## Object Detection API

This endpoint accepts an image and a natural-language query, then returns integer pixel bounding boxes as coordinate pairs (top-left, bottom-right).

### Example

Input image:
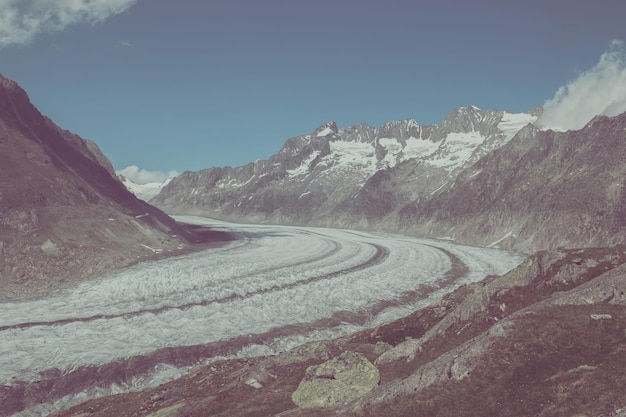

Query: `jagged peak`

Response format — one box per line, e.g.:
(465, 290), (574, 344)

(439, 105), (484, 131)
(381, 118), (420, 128)
(449, 105), (484, 116)
(0, 73), (19, 91)
(313, 121), (339, 137)
(0, 73), (30, 102)
(319, 121), (338, 130)
(406, 118), (420, 128)
(527, 107), (543, 118)
(444, 105), (512, 123)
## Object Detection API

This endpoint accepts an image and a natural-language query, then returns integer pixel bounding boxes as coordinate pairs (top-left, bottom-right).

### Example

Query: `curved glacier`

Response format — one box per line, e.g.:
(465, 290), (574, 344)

(0, 217), (524, 416)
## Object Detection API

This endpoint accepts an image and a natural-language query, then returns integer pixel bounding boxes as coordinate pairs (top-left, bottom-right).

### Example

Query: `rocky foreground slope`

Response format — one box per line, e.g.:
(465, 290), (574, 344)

(51, 244), (626, 417)
(0, 74), (224, 301)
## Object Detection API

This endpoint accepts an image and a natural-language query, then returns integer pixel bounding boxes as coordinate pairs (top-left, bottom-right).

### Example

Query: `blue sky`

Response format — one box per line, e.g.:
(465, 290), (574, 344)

(1, 0), (625, 182)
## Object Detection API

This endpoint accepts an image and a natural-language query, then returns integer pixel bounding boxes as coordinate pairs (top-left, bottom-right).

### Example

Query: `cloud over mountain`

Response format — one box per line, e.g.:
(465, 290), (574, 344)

(536, 40), (626, 131)
(0, 0), (137, 47)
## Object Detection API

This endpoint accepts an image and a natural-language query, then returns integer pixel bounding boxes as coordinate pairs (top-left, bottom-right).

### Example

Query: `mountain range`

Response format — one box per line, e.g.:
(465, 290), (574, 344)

(150, 104), (626, 252)
(152, 107), (536, 225)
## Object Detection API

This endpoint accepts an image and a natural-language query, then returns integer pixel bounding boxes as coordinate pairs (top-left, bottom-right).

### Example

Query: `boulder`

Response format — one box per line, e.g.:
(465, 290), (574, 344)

(291, 351), (379, 408)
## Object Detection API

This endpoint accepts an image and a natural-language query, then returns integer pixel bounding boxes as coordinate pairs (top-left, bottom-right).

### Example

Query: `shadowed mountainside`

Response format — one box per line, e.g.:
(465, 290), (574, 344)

(0, 74), (229, 301)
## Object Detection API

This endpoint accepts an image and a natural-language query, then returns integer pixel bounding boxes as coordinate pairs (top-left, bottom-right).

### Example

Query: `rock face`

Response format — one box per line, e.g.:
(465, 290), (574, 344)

(152, 107), (537, 228)
(291, 351), (380, 408)
(0, 74), (201, 301)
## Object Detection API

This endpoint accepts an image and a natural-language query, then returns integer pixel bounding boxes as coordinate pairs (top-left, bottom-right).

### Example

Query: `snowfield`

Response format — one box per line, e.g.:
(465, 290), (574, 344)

(1, 217), (525, 416)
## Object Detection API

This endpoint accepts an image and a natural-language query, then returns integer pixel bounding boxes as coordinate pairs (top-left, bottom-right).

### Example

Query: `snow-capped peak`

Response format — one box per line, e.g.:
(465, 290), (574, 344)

(315, 121), (339, 138)
(499, 111), (538, 142)
(116, 166), (181, 201)
(150, 107), (544, 229)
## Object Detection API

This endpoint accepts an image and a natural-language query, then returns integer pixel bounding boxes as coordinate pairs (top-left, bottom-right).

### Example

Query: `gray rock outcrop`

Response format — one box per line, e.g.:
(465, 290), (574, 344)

(291, 351), (380, 408)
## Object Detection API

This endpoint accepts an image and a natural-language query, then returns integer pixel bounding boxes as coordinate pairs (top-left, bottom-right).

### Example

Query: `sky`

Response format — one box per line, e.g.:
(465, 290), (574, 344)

(1, 0), (626, 183)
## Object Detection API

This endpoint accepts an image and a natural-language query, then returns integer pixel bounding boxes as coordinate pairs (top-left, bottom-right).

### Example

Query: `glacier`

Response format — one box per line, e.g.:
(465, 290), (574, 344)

(0, 217), (525, 416)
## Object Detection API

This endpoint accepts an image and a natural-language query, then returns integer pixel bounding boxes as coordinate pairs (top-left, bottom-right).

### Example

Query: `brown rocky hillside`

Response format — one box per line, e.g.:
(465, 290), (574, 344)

(0, 74), (226, 301)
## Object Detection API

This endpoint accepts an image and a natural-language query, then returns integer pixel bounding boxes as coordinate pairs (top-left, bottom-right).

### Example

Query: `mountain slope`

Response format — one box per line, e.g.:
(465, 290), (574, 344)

(0, 74), (208, 301)
(397, 112), (626, 251)
(151, 106), (537, 227)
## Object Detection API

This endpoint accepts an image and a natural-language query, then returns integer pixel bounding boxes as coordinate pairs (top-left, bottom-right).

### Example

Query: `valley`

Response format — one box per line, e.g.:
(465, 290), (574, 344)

(0, 217), (523, 416)
(1, 69), (626, 416)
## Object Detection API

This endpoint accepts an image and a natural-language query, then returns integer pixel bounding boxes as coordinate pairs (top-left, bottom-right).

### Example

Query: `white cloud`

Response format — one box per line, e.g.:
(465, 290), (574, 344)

(117, 165), (180, 185)
(535, 40), (626, 131)
(0, 0), (138, 47)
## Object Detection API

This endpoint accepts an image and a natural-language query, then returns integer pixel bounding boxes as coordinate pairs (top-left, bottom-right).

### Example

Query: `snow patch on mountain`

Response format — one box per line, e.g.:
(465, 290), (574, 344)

(151, 107), (539, 226)
(498, 112), (538, 142)
(402, 137), (439, 159)
(428, 131), (486, 168)
(329, 140), (377, 171)
(216, 175), (255, 189)
(317, 126), (336, 137)
(288, 151), (321, 177)
(119, 176), (172, 202)
(117, 166), (181, 202)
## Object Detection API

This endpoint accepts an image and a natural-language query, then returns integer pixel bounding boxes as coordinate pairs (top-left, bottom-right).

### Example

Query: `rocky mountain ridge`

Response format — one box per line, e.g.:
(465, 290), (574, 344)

(151, 106), (538, 229)
(397, 112), (626, 251)
(151, 107), (626, 253)
(0, 74), (216, 301)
